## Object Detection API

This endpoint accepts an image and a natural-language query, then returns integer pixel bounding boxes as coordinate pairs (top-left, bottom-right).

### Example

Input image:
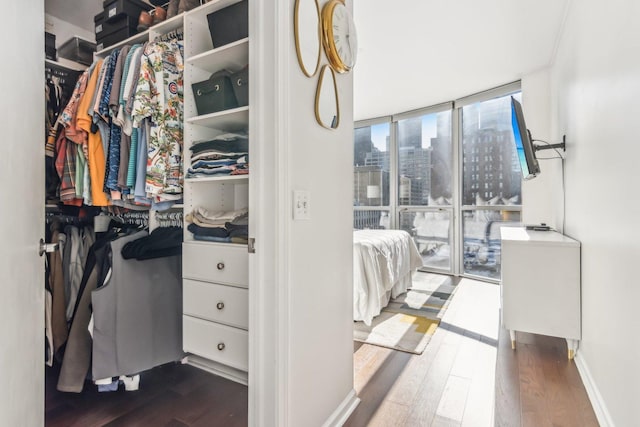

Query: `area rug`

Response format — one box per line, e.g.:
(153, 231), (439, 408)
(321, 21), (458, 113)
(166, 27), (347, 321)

(353, 272), (459, 354)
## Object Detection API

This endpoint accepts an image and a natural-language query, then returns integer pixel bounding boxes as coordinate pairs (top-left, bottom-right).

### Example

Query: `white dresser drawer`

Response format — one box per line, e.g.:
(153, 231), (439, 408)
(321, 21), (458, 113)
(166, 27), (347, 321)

(183, 242), (248, 287)
(183, 315), (248, 371)
(183, 279), (248, 329)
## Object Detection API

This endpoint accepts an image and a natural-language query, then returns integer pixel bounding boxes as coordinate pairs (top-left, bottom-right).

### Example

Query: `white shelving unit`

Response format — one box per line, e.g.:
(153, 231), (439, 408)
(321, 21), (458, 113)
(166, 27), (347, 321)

(181, 0), (250, 385)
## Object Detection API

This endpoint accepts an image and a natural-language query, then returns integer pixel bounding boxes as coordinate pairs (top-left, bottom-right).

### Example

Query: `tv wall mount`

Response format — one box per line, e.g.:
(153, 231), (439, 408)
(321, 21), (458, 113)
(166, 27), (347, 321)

(531, 133), (566, 153)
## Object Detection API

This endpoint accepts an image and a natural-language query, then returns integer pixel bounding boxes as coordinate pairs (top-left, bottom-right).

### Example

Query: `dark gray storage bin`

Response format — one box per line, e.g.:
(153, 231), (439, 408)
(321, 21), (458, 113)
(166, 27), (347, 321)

(58, 37), (96, 66)
(230, 66), (248, 107)
(207, 0), (249, 48)
(192, 70), (239, 116)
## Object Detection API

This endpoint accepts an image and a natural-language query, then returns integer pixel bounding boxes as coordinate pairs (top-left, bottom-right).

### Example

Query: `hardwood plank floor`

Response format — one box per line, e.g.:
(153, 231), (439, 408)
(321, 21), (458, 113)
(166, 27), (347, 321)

(346, 275), (600, 427)
(45, 362), (248, 427)
(46, 273), (598, 427)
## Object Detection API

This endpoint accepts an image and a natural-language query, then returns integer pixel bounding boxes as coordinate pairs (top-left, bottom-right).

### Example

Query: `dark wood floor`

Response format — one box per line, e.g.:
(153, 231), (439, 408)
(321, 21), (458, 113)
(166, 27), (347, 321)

(46, 277), (598, 427)
(45, 362), (248, 426)
(344, 277), (599, 427)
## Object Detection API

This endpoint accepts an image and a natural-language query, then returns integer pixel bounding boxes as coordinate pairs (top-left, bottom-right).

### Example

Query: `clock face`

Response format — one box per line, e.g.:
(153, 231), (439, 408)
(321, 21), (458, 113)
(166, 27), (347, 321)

(331, 3), (357, 71)
(321, 0), (357, 73)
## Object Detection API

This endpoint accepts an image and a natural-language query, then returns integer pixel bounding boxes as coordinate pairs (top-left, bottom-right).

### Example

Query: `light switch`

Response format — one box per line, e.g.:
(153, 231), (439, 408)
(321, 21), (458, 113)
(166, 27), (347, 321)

(293, 190), (311, 220)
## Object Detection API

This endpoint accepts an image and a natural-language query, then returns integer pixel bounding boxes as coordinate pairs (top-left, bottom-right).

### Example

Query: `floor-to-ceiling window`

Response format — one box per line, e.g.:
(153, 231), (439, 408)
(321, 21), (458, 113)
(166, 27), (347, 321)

(354, 82), (522, 281)
(395, 104), (453, 274)
(457, 85), (523, 280)
(353, 118), (392, 230)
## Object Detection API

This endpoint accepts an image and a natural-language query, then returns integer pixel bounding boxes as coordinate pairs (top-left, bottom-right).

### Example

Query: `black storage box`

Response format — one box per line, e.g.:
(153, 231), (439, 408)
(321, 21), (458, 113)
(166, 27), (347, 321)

(96, 26), (139, 51)
(103, 0), (150, 23)
(58, 37), (96, 65)
(45, 32), (56, 49)
(192, 70), (239, 116)
(93, 12), (138, 39)
(230, 66), (248, 107)
(45, 32), (56, 60)
(207, 0), (249, 48)
(96, 13), (137, 40)
(96, 18), (138, 46)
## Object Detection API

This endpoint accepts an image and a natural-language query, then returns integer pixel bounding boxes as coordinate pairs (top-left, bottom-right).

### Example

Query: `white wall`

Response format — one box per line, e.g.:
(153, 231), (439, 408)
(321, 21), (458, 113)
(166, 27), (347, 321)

(521, 69), (559, 227)
(45, 13), (95, 46)
(546, 0), (640, 424)
(286, 0), (356, 423)
(251, 1), (356, 425)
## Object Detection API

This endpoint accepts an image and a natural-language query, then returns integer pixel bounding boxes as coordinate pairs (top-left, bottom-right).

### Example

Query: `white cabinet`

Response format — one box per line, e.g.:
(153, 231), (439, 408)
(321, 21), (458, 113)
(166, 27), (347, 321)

(181, 0), (250, 384)
(500, 227), (581, 359)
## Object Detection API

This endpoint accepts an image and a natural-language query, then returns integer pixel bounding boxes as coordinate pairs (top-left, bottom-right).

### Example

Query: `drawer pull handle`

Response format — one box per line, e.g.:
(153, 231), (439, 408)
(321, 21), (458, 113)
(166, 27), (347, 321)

(217, 343), (226, 351)
(216, 302), (225, 310)
(217, 262), (225, 270)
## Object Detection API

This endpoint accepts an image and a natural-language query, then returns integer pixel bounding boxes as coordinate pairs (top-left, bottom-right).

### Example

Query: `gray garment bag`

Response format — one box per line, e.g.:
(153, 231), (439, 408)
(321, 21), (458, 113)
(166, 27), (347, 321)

(91, 230), (184, 380)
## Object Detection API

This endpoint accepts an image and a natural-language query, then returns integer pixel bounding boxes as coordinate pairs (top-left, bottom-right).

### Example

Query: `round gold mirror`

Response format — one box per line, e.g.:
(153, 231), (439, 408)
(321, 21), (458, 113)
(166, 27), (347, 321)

(294, 0), (321, 77)
(315, 65), (340, 129)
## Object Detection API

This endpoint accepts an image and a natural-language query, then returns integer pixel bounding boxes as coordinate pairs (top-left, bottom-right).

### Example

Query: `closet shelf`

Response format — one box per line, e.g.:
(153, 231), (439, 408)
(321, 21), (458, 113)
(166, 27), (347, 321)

(156, 203), (184, 210)
(186, 106), (249, 130)
(45, 58), (86, 71)
(182, 239), (248, 249)
(149, 12), (185, 37)
(185, 175), (249, 183)
(186, 38), (249, 71)
(96, 31), (149, 56)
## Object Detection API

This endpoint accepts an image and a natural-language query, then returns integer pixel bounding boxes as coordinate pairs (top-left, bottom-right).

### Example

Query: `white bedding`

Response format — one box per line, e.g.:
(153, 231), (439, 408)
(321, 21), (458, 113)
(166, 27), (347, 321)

(353, 230), (423, 325)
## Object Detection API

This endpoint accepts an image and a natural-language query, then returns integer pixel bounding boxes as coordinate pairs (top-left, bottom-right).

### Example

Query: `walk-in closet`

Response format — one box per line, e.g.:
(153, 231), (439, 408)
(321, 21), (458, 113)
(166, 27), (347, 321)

(43, 0), (250, 424)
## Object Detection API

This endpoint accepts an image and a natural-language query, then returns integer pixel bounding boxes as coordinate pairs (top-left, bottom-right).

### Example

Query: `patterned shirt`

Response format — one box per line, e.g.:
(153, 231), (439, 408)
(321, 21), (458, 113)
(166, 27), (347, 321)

(132, 40), (184, 197)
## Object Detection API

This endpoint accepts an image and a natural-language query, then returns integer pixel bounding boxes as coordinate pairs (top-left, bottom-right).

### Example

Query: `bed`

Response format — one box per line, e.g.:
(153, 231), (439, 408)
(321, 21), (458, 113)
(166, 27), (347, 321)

(353, 229), (423, 325)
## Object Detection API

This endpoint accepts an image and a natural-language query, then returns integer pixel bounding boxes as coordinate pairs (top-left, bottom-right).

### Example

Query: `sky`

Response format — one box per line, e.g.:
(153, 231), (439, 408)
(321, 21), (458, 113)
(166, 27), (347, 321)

(369, 114), (440, 152)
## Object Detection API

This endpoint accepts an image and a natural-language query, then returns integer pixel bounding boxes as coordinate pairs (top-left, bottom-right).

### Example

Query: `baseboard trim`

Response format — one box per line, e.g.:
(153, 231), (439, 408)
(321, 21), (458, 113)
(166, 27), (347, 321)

(574, 353), (614, 427)
(322, 389), (360, 427)
(185, 354), (248, 386)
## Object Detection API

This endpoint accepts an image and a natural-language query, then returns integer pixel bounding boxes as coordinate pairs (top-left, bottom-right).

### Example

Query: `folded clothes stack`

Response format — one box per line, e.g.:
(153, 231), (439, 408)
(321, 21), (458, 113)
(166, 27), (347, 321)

(186, 207), (249, 244)
(187, 132), (249, 178)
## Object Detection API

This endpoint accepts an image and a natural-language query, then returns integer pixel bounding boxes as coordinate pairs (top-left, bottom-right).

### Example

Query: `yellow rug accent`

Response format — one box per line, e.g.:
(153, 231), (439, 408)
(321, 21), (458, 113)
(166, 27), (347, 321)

(399, 314), (439, 335)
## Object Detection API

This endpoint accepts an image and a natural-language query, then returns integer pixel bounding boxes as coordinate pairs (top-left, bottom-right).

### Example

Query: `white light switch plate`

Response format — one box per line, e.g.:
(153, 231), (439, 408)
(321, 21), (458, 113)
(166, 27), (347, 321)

(293, 190), (311, 220)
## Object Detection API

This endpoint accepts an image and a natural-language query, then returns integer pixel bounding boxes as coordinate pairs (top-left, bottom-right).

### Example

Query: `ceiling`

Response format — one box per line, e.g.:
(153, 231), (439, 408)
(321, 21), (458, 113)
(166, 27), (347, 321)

(44, 0), (570, 121)
(352, 0), (569, 120)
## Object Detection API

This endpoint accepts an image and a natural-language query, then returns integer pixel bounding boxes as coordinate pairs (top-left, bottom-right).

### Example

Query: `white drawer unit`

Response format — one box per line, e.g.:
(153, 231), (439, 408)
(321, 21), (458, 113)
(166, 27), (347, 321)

(183, 315), (249, 372)
(183, 279), (249, 329)
(500, 227), (581, 359)
(183, 242), (248, 287)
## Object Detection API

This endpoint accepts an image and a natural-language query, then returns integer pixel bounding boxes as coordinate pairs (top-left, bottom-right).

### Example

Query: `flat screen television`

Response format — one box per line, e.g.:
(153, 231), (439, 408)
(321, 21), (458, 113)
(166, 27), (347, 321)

(510, 96), (540, 180)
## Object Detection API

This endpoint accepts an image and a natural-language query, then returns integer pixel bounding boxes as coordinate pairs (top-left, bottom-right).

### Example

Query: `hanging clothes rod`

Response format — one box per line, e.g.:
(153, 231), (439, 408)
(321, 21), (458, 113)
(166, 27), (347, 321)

(155, 211), (183, 228)
(156, 27), (184, 42)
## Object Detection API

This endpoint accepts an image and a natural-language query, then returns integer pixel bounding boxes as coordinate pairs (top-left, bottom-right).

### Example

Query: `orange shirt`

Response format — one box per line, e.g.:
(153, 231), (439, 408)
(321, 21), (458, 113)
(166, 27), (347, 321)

(75, 59), (110, 207)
